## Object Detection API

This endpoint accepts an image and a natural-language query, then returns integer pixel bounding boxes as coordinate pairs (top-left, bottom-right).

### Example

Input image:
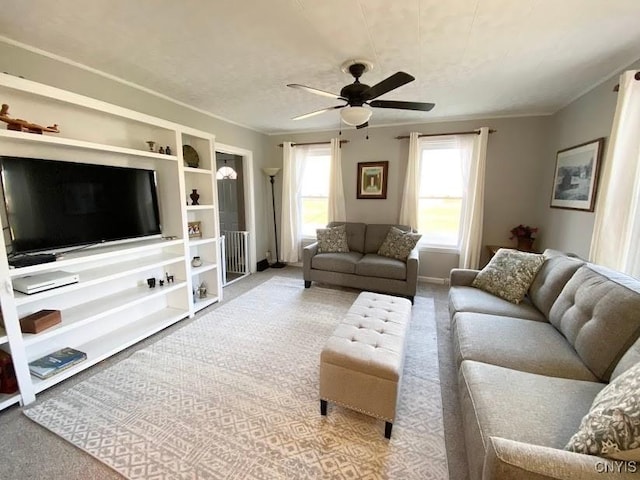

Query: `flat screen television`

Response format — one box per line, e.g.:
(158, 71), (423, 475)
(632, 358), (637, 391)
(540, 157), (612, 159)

(1, 156), (162, 255)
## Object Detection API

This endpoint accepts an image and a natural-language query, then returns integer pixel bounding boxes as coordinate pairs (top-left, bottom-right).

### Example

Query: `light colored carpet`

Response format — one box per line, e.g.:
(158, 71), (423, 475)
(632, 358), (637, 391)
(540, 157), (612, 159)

(24, 277), (448, 479)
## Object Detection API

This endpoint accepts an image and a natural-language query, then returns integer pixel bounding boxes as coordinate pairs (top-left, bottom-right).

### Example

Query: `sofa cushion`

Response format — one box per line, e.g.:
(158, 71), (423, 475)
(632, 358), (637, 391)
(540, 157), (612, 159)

(311, 251), (363, 274)
(316, 224), (349, 253)
(377, 226), (421, 261)
(328, 222), (366, 253)
(355, 253), (406, 280)
(364, 224), (411, 254)
(459, 360), (604, 480)
(565, 361), (640, 460)
(528, 250), (584, 318)
(448, 285), (546, 322)
(453, 312), (597, 381)
(549, 264), (640, 381)
(612, 336), (640, 380)
(471, 248), (545, 304)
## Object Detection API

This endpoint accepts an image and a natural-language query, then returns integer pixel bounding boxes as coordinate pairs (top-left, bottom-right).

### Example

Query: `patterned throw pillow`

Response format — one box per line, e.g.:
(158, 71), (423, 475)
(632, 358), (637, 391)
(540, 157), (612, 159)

(377, 227), (422, 261)
(565, 361), (640, 460)
(316, 225), (349, 253)
(471, 248), (545, 304)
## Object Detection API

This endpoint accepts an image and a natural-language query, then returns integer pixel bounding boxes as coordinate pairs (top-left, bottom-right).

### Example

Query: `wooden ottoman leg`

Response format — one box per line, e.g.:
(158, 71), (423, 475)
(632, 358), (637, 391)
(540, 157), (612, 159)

(385, 421), (393, 439)
(320, 399), (327, 416)
(305, 280), (311, 288)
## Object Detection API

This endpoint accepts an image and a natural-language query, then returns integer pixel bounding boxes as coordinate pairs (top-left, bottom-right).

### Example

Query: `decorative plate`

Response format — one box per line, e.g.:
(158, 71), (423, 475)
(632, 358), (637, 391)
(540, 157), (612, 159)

(183, 145), (200, 168)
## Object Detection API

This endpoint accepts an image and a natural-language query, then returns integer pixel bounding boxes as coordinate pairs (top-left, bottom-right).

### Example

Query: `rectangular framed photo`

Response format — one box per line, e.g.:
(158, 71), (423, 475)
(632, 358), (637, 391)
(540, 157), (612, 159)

(550, 138), (605, 211)
(187, 221), (202, 238)
(357, 161), (388, 199)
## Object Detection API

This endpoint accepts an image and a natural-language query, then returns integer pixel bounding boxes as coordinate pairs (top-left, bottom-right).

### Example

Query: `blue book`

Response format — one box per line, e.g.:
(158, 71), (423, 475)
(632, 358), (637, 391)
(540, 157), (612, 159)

(29, 347), (87, 379)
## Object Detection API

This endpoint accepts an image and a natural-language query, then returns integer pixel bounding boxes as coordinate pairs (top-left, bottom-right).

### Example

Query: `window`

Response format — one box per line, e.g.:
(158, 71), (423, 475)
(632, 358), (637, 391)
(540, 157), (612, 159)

(299, 146), (331, 237)
(418, 138), (464, 247)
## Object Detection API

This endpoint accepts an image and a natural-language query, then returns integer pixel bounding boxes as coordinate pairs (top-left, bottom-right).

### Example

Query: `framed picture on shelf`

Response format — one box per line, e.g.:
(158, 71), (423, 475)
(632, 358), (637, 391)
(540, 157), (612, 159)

(188, 221), (202, 238)
(550, 138), (605, 211)
(357, 161), (388, 199)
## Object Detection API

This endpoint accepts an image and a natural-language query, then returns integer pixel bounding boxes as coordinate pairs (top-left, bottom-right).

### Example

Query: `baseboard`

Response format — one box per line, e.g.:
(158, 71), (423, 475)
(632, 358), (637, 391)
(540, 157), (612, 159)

(418, 276), (449, 285)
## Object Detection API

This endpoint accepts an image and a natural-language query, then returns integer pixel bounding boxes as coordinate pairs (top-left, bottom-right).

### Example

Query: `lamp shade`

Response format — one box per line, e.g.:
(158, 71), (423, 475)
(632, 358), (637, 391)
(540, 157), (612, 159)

(262, 167), (281, 177)
(340, 106), (372, 126)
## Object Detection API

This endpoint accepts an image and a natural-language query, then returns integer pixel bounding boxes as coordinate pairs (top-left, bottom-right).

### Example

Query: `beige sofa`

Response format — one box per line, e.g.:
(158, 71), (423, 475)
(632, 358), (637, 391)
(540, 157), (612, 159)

(449, 249), (640, 480)
(303, 222), (419, 302)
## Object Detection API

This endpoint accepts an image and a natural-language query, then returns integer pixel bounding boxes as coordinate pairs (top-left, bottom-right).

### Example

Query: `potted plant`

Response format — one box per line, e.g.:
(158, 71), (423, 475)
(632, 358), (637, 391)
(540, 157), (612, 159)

(510, 224), (538, 251)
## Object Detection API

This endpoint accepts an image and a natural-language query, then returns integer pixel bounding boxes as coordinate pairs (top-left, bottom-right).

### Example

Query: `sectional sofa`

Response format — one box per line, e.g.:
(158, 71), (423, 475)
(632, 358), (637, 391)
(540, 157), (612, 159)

(449, 249), (640, 480)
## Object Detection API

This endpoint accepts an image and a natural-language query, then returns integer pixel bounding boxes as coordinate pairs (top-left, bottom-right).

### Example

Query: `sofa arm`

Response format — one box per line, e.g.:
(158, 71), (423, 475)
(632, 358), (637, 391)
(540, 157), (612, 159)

(450, 268), (480, 286)
(303, 242), (319, 280)
(484, 437), (638, 480)
(406, 247), (419, 292)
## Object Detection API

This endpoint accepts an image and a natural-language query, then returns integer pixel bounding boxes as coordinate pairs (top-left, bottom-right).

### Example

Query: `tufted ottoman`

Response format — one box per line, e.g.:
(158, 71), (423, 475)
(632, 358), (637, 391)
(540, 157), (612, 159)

(319, 291), (412, 438)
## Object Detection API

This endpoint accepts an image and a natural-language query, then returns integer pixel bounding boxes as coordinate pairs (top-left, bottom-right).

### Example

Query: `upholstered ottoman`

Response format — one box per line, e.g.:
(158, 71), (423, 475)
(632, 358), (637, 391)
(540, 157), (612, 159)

(320, 291), (412, 438)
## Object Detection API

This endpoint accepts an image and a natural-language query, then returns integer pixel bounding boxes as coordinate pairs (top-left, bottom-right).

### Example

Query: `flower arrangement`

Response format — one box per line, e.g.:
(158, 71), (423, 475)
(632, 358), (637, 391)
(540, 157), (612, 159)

(510, 224), (538, 240)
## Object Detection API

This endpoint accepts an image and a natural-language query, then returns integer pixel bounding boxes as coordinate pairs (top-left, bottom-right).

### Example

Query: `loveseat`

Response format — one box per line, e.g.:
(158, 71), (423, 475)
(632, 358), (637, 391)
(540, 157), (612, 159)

(448, 248), (640, 480)
(303, 222), (419, 302)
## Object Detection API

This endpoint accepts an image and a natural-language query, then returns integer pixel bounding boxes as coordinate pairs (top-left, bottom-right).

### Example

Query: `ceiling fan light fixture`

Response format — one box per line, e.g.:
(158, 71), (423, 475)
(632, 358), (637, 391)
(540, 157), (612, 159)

(340, 106), (372, 126)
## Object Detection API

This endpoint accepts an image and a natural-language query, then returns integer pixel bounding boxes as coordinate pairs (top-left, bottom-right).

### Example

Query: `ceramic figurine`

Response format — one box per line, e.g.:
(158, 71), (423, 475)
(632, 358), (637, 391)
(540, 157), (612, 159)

(159, 146), (165, 154)
(165, 146), (172, 155)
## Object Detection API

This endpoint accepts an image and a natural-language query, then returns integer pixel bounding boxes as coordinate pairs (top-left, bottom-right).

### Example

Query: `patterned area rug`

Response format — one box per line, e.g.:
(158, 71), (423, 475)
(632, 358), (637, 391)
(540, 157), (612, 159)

(24, 277), (448, 479)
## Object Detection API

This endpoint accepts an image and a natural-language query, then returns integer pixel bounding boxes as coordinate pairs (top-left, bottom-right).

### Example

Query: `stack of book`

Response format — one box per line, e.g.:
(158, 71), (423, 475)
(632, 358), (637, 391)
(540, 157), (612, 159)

(28, 347), (87, 379)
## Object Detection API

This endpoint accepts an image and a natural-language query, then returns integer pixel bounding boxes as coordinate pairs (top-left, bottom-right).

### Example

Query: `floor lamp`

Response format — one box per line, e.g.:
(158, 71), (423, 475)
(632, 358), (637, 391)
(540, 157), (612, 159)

(262, 167), (286, 268)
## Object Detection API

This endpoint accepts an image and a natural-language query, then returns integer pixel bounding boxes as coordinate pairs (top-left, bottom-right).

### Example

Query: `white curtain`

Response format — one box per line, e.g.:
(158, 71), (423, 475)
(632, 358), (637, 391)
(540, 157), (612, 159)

(280, 142), (306, 263)
(590, 70), (640, 277)
(328, 138), (346, 222)
(399, 132), (420, 229)
(458, 127), (489, 269)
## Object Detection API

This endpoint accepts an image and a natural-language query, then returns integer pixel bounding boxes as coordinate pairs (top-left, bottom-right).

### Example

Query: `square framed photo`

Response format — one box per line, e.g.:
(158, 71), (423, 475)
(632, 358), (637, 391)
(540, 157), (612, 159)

(550, 138), (605, 211)
(187, 221), (202, 238)
(357, 161), (388, 199)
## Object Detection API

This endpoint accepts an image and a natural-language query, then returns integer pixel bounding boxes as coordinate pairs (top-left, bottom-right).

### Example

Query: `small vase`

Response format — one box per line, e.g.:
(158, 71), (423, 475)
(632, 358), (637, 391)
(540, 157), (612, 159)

(189, 189), (200, 205)
(191, 256), (202, 267)
(517, 237), (534, 252)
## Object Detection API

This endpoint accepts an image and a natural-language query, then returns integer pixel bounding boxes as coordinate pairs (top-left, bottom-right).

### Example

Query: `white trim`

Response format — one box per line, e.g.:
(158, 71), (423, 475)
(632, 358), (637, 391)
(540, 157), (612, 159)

(419, 245), (459, 254)
(0, 35), (265, 134)
(215, 142), (257, 274)
(418, 276), (449, 285)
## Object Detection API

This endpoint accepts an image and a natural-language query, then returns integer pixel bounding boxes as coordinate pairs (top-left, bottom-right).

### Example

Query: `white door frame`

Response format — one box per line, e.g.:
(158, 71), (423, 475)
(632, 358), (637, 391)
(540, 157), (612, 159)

(215, 142), (257, 273)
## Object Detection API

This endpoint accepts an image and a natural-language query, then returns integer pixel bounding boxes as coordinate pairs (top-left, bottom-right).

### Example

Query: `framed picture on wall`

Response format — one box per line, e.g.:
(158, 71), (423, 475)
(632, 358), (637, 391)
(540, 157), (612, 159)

(357, 161), (388, 199)
(550, 138), (605, 211)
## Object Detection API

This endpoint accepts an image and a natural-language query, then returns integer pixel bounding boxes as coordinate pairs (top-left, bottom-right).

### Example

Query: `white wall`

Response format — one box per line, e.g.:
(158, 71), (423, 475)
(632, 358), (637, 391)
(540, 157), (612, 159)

(537, 59), (640, 259)
(269, 115), (551, 277)
(0, 41), (273, 266)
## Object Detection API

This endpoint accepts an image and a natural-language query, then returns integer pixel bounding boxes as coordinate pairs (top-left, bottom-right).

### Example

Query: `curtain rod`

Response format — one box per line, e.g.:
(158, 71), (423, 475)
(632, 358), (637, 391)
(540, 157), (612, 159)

(395, 128), (496, 140)
(613, 71), (640, 92)
(277, 140), (349, 147)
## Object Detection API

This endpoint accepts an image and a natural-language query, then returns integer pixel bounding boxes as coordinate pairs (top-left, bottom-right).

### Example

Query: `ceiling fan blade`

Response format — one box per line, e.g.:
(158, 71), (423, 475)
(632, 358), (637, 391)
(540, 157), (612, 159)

(292, 105), (344, 121)
(369, 100), (435, 111)
(287, 84), (345, 100)
(362, 72), (414, 100)
(356, 121), (369, 130)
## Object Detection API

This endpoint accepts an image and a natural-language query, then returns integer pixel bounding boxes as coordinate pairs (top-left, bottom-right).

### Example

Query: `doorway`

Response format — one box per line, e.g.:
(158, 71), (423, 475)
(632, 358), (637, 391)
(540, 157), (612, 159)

(215, 144), (256, 286)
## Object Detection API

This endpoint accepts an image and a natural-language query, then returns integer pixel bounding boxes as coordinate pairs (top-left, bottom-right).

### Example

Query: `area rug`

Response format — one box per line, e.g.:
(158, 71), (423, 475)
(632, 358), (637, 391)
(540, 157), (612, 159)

(24, 277), (448, 479)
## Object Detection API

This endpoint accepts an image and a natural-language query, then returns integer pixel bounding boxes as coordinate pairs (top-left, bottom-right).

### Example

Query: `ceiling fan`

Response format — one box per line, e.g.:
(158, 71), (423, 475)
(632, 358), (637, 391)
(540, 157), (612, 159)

(287, 59), (435, 129)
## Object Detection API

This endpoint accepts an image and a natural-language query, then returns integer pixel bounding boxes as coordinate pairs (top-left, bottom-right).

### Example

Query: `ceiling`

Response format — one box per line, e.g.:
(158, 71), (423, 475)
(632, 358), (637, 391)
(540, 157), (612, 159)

(1, 1), (639, 135)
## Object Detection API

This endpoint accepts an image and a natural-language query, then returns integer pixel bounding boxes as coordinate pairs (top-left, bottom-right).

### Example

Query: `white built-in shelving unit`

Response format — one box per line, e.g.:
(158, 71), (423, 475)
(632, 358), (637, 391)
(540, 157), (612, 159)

(0, 73), (222, 409)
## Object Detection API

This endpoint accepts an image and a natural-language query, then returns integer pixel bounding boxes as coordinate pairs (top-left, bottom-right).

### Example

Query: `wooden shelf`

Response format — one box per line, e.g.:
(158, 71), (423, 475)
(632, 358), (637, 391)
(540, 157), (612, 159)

(186, 204), (215, 211)
(193, 295), (219, 312)
(0, 391), (21, 410)
(22, 282), (186, 347)
(31, 306), (189, 393)
(9, 238), (184, 278)
(0, 129), (179, 162)
(14, 252), (184, 306)
(191, 262), (218, 276)
(188, 237), (217, 247)
(184, 166), (212, 175)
